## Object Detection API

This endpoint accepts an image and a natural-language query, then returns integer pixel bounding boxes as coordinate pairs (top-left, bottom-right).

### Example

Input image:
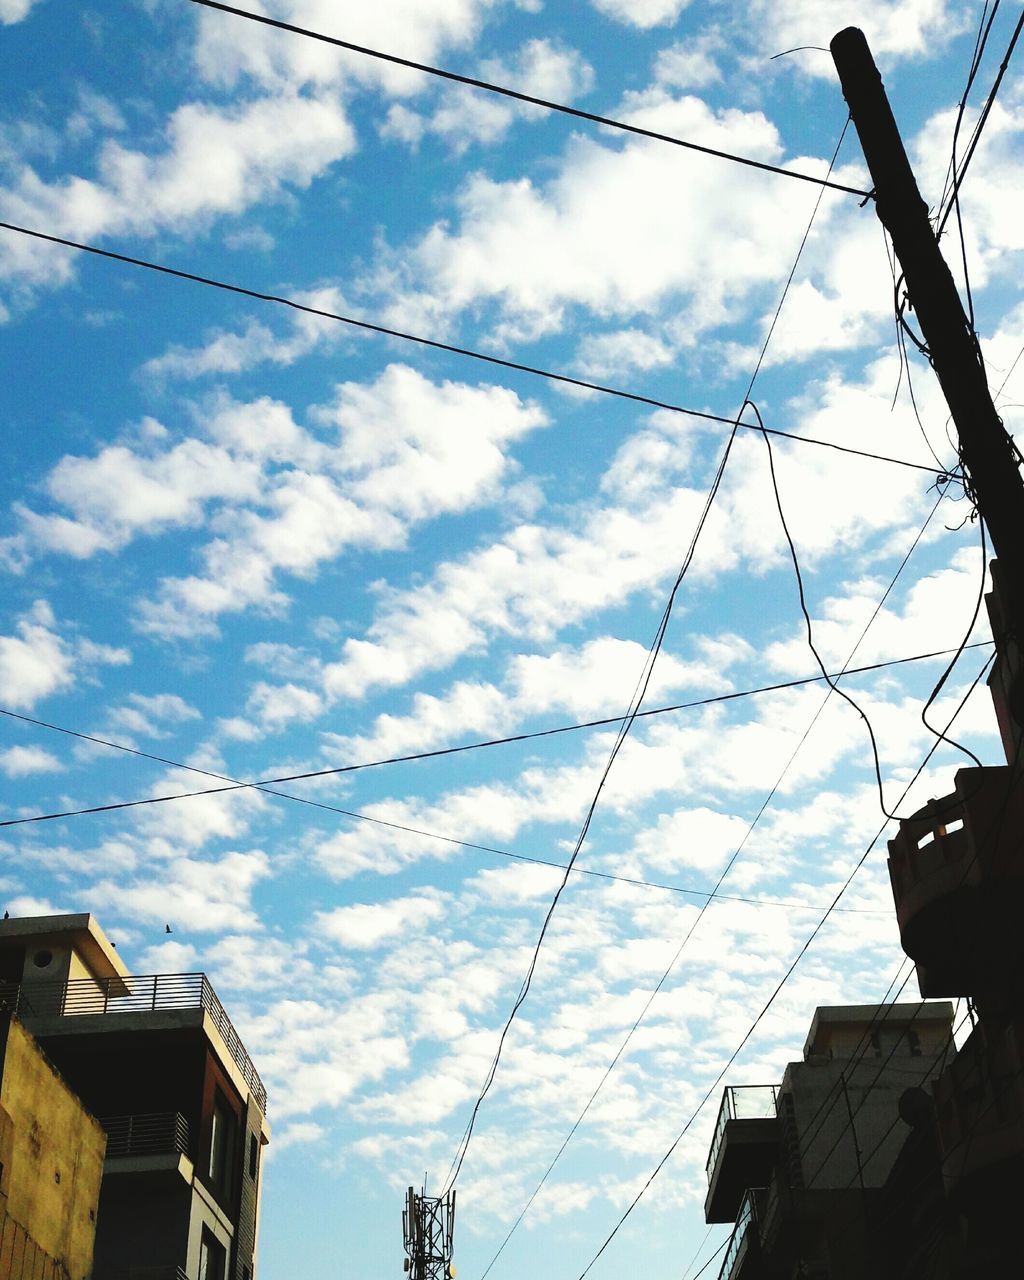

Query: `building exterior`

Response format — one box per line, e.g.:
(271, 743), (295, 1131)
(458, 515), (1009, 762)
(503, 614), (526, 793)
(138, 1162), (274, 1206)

(0, 1009), (106, 1279)
(704, 1002), (955, 1280)
(0, 914), (269, 1280)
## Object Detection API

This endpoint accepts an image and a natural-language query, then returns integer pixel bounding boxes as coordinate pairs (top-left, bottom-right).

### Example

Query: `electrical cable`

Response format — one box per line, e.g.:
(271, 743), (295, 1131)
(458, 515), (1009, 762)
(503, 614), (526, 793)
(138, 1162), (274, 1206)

(572, 651), (993, 1280)
(749, 399), (915, 822)
(187, 0), (871, 198)
(0, 641), (993, 831)
(936, 8), (1024, 240)
(0, 223), (940, 478)
(477, 466), (951, 1279)
(440, 119), (851, 1198)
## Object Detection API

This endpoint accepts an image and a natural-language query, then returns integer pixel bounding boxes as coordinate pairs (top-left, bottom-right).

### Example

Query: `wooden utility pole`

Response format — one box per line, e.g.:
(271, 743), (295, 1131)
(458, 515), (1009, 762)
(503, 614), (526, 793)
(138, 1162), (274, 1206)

(830, 26), (1024, 731)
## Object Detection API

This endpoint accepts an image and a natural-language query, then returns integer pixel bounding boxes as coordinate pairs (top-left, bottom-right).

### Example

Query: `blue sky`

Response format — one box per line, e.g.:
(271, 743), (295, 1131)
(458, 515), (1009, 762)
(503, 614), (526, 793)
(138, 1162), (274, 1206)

(1, 1), (1022, 1277)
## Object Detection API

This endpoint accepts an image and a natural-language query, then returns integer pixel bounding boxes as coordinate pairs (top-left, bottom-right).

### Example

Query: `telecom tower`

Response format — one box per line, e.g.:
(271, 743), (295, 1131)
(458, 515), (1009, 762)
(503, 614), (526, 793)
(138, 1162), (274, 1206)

(402, 1182), (456, 1280)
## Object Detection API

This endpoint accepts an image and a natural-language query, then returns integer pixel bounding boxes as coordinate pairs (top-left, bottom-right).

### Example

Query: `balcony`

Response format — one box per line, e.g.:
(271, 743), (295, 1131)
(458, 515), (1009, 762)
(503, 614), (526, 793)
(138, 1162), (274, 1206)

(718, 1188), (764, 1280)
(0, 972), (267, 1113)
(705, 1086), (779, 1224)
(94, 1268), (189, 1280)
(101, 1112), (191, 1159)
(933, 1021), (1024, 1203)
(886, 765), (1024, 995)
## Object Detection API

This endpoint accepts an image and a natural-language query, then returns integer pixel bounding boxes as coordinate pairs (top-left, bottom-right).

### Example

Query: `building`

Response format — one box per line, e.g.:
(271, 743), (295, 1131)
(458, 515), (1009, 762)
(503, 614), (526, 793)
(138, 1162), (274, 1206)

(704, 1002), (955, 1280)
(0, 914), (269, 1280)
(0, 1009), (106, 1279)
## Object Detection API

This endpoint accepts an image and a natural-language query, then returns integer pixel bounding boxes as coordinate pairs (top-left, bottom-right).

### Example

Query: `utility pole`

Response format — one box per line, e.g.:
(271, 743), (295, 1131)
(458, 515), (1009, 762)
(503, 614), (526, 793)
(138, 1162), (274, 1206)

(402, 1183), (456, 1280)
(830, 26), (1024, 739)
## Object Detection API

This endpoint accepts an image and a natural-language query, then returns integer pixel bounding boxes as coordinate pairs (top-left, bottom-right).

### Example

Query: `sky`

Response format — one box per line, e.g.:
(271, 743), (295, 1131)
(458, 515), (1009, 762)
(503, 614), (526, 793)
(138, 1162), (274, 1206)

(1, 1), (1022, 1277)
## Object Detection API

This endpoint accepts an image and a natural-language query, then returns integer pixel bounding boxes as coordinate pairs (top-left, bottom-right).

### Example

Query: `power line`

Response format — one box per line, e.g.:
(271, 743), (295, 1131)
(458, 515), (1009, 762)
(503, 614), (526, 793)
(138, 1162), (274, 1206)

(937, 6), (1024, 238)
(0, 641), (992, 831)
(0, 222), (940, 477)
(573, 652), (993, 1279)
(1, 701), (899, 916)
(188, 0), (871, 199)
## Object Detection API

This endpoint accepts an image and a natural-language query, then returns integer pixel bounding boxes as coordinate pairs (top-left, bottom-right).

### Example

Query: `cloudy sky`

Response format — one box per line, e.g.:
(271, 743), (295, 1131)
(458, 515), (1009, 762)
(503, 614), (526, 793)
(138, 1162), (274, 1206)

(1, 1), (1022, 1276)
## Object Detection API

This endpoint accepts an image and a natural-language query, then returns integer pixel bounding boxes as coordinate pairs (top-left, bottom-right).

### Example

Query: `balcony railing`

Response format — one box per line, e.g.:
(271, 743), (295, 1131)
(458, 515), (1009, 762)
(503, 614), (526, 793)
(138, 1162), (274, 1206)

(94, 1268), (189, 1280)
(706, 1086), (779, 1181)
(101, 1112), (190, 1159)
(0, 972), (267, 1113)
(718, 1188), (762, 1280)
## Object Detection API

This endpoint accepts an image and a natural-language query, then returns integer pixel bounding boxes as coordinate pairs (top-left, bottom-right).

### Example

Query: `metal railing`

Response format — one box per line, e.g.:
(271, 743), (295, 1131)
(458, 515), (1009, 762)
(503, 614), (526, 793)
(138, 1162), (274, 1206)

(101, 1112), (190, 1159)
(0, 972), (267, 1113)
(718, 1188), (762, 1280)
(94, 1267), (189, 1279)
(706, 1085), (779, 1180)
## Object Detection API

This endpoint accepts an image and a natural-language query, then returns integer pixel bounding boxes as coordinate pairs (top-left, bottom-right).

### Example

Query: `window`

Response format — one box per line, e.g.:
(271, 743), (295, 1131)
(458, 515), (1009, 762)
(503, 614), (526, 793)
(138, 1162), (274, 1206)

(249, 1132), (259, 1182)
(907, 1029), (922, 1057)
(208, 1097), (236, 1196)
(198, 1229), (226, 1280)
(869, 1031), (882, 1057)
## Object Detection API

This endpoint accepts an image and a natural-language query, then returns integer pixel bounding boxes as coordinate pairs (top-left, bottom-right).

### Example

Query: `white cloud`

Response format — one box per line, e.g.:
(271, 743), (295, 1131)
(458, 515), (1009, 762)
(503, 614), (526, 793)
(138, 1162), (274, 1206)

(387, 39), (594, 151)
(87, 850), (272, 933)
(106, 693), (201, 741)
(0, 600), (129, 710)
(142, 287), (350, 381)
(590, 0), (693, 29)
(0, 744), (63, 777)
(744, 1), (969, 75)
(375, 94), (843, 347)
(654, 36), (724, 89)
(0, 94), (356, 288)
(0, 0), (37, 25)
(316, 893), (449, 949)
(133, 367), (546, 638)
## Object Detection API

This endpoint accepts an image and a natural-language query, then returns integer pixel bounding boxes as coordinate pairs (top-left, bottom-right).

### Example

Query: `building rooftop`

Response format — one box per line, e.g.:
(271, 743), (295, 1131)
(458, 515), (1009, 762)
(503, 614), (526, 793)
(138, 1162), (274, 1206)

(0, 913), (128, 981)
(803, 1001), (955, 1059)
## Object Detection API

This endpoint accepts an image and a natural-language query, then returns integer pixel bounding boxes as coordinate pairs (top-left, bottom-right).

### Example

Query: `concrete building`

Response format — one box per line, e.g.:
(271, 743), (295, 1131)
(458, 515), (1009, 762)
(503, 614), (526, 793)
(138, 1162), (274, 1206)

(0, 1009), (106, 1279)
(704, 1002), (955, 1280)
(0, 914), (269, 1280)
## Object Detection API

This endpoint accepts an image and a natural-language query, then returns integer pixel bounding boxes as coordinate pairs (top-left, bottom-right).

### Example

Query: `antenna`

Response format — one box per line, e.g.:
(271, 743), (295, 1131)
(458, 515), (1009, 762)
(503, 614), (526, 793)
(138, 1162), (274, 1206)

(402, 1179), (456, 1280)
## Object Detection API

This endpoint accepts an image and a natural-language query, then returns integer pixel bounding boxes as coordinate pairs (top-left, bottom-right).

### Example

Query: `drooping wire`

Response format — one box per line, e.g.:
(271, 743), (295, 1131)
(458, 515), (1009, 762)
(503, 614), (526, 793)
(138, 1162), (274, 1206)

(186, 0), (871, 198)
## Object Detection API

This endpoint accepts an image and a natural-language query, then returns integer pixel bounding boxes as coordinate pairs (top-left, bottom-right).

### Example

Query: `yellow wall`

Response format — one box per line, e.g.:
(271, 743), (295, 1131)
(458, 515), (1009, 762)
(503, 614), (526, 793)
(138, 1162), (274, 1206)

(0, 1016), (105, 1280)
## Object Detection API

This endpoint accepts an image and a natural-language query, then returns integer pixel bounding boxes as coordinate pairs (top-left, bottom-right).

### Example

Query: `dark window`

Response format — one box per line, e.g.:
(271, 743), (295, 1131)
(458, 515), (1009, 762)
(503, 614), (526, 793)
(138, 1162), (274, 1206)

(249, 1132), (259, 1182)
(198, 1229), (226, 1280)
(32, 949), (53, 968)
(869, 1031), (882, 1057)
(208, 1096), (236, 1196)
(907, 1029), (922, 1057)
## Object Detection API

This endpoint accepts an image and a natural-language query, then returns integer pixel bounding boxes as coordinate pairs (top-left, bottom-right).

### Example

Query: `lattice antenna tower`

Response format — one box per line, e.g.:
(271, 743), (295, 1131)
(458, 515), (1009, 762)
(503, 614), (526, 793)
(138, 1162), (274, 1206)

(402, 1181), (456, 1280)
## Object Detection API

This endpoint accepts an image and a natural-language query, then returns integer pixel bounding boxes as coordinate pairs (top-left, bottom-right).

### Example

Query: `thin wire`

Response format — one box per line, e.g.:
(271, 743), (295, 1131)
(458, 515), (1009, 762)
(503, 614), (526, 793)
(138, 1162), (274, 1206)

(0, 641), (993, 831)
(478, 466), (948, 1279)
(0, 224), (939, 477)
(937, 8), (1024, 238)
(442, 119), (851, 1198)
(749, 399), (906, 822)
(187, 0), (870, 198)
(573, 653), (993, 1279)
